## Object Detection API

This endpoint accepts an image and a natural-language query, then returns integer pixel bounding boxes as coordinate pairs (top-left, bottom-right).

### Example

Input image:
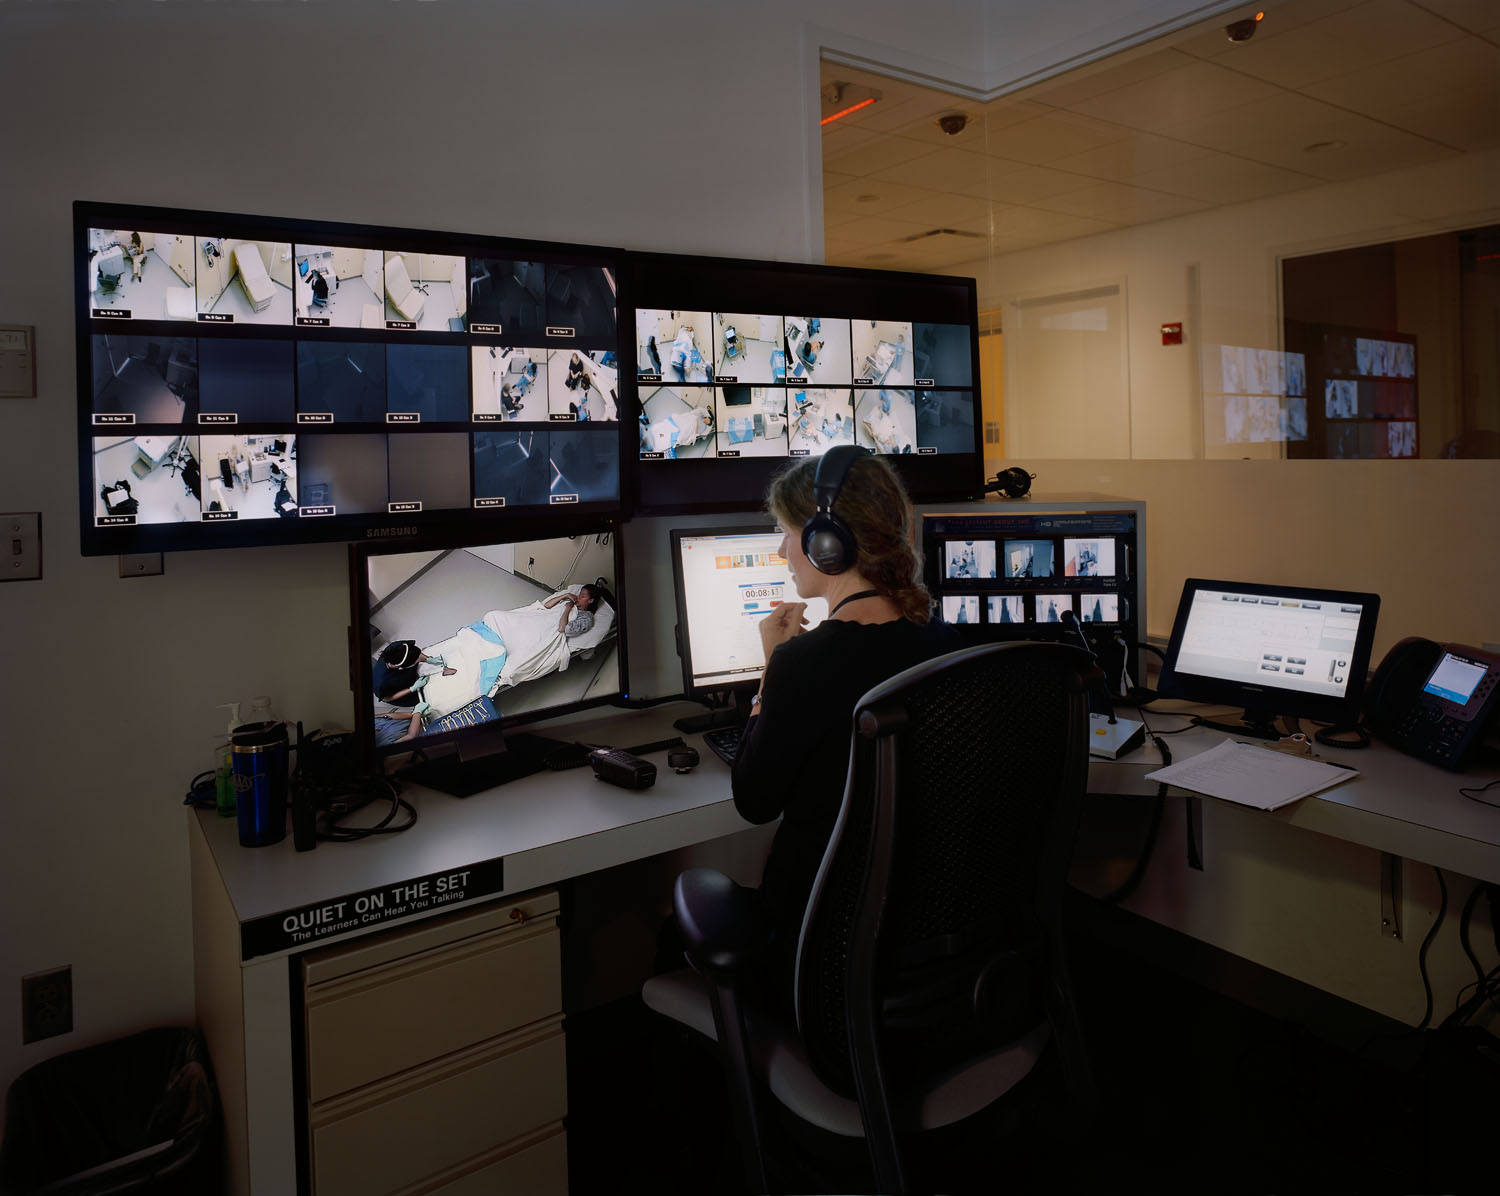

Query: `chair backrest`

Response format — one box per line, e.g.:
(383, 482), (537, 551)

(794, 640), (1093, 1099)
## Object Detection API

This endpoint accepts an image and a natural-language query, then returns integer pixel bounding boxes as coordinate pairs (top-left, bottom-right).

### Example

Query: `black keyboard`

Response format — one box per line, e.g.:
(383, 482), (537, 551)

(702, 724), (744, 765)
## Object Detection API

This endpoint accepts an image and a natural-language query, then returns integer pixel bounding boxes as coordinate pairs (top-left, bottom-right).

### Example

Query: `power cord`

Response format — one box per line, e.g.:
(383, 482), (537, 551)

(182, 770), (217, 809)
(1458, 778), (1500, 810)
(1098, 720), (1172, 905)
(293, 770), (417, 841)
(1357, 865), (1448, 1055)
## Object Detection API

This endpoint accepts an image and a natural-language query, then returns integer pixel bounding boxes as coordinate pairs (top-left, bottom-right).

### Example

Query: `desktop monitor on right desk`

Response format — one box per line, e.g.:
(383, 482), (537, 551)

(668, 523), (826, 734)
(1156, 578), (1380, 738)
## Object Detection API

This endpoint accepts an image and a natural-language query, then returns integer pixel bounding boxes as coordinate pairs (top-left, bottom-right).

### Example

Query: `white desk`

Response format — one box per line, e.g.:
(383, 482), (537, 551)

(190, 701), (1499, 1194)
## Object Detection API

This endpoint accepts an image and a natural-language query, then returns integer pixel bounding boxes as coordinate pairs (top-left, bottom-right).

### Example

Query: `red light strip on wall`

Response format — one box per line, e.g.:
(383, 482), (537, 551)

(820, 97), (877, 126)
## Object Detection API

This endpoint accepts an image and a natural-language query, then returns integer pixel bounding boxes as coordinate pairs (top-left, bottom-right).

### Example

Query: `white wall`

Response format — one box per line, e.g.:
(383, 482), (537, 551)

(0, 0), (1022, 1102)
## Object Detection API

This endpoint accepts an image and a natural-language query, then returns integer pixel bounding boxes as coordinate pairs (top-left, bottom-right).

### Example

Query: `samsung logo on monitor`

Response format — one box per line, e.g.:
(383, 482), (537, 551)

(365, 526), (419, 538)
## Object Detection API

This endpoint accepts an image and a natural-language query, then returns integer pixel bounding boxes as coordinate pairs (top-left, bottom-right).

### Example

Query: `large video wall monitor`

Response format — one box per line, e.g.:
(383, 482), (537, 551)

(76, 202), (624, 555)
(349, 521), (625, 793)
(918, 503), (1144, 696)
(627, 252), (984, 513)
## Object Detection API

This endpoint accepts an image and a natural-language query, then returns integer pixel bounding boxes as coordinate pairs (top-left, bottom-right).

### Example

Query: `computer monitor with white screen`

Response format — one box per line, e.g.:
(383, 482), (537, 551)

(668, 523), (826, 731)
(1157, 578), (1380, 738)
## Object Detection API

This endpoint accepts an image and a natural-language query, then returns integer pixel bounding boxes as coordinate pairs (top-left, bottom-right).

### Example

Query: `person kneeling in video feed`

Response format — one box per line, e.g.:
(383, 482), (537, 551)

(374, 640), (457, 718)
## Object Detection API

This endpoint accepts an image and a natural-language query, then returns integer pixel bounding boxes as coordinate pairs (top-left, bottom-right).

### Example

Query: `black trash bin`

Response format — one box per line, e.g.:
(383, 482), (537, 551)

(0, 1027), (219, 1196)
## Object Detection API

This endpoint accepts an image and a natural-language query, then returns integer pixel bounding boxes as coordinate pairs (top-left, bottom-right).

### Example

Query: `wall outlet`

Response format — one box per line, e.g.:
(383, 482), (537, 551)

(22, 966), (72, 1044)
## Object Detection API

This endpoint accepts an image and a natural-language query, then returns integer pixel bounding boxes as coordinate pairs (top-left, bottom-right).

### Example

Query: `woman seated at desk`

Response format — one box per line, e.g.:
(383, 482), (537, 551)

(727, 448), (954, 1009)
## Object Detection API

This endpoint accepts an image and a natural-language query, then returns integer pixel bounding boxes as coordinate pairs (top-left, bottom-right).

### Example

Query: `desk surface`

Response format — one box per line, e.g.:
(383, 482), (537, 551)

(196, 705), (748, 954)
(194, 701), (1500, 963)
(1089, 708), (1500, 882)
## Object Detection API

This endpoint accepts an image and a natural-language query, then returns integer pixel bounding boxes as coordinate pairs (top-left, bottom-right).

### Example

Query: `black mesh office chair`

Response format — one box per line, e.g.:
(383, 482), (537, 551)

(643, 641), (1097, 1194)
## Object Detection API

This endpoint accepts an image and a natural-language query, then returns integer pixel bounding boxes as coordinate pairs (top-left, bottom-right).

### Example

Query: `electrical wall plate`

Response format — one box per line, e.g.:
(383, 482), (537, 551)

(2, 512), (41, 581)
(119, 552), (163, 578)
(0, 324), (36, 398)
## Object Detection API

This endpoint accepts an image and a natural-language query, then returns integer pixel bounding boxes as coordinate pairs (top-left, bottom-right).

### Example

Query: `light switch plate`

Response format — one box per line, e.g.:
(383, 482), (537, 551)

(0, 324), (36, 398)
(2, 512), (40, 581)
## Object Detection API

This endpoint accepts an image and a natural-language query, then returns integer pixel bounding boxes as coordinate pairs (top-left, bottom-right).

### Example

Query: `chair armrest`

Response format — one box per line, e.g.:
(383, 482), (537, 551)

(674, 867), (771, 973)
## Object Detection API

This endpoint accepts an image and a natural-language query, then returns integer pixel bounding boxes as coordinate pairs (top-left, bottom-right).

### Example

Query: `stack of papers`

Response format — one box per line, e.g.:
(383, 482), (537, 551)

(1144, 740), (1358, 810)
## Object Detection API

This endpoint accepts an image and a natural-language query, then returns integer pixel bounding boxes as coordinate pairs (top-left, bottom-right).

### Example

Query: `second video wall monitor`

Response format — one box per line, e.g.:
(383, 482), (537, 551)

(626, 253), (984, 513)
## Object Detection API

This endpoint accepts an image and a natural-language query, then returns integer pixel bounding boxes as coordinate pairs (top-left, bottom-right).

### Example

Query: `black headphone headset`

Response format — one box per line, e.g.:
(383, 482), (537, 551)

(801, 445), (870, 575)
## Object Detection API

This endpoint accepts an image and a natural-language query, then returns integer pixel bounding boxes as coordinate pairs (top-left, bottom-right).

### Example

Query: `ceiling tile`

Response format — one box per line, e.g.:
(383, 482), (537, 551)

(1020, 49), (1195, 107)
(825, 135), (936, 178)
(1301, 38), (1500, 150)
(1413, 0), (1500, 34)
(1202, 21), (1384, 88)
(1131, 152), (1322, 203)
(1033, 181), (1212, 224)
(823, 177), (937, 220)
(826, 214), (934, 247)
(846, 94), (954, 135)
(991, 207), (1119, 242)
(986, 164), (1096, 205)
(868, 147), (995, 194)
(1069, 59), (1282, 134)
(979, 97), (1057, 130)
(1046, 133), (1215, 186)
(820, 124), (880, 160)
(1172, 0), (1369, 60)
(977, 112), (1127, 165)
(1302, 0), (1466, 64)
(879, 189), (995, 228)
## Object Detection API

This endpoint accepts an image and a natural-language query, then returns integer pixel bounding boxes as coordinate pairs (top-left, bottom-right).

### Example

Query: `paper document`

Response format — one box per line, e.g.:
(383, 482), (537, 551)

(1144, 740), (1357, 810)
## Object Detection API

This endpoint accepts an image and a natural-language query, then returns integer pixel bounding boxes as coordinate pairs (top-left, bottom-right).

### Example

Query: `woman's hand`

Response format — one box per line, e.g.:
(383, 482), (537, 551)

(759, 601), (808, 659)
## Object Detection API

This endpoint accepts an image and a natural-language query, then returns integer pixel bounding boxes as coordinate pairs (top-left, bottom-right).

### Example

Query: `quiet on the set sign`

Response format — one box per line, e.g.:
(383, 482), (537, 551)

(281, 871), (472, 940)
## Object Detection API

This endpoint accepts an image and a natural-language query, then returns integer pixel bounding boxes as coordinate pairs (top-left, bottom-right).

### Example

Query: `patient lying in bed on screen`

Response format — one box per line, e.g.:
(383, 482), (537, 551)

(377, 585), (607, 726)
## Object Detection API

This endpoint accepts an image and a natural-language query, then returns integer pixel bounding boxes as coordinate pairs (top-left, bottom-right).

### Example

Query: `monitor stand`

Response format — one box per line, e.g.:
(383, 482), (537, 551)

(398, 731), (572, 798)
(672, 690), (753, 735)
(1191, 707), (1282, 741)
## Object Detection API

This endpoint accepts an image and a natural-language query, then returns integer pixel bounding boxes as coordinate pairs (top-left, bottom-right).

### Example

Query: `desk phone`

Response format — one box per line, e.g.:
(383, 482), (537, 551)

(1365, 638), (1500, 771)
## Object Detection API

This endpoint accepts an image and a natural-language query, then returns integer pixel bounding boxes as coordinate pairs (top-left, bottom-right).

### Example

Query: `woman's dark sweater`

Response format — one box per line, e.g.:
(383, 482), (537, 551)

(731, 617), (955, 993)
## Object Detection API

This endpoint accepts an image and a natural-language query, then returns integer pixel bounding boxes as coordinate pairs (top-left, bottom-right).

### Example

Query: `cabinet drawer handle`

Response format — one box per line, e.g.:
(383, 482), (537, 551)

(509, 907), (528, 925)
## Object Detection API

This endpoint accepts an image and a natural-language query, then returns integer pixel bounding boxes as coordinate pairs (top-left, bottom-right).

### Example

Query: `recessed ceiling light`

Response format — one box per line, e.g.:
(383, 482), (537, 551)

(1303, 139), (1348, 153)
(856, 194), (881, 203)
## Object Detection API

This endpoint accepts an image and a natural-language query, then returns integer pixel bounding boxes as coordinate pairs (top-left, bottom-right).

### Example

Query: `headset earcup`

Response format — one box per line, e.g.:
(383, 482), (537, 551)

(804, 519), (852, 574)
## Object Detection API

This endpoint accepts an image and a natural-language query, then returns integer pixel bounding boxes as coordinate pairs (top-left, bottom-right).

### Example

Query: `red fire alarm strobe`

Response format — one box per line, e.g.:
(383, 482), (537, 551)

(1161, 323), (1183, 345)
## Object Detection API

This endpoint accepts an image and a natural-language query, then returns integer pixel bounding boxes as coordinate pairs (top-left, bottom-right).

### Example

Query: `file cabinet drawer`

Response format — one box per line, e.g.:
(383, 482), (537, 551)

(310, 1022), (566, 1196)
(303, 893), (560, 1102)
(426, 1124), (567, 1196)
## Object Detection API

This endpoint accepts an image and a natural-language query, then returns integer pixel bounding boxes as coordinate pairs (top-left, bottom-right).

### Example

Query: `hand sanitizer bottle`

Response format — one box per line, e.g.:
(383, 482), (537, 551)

(214, 702), (242, 817)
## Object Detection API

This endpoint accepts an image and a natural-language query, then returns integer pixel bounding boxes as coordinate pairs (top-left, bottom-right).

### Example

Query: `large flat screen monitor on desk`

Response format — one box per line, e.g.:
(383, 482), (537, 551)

(350, 522), (625, 793)
(1156, 578), (1380, 738)
(668, 523), (826, 731)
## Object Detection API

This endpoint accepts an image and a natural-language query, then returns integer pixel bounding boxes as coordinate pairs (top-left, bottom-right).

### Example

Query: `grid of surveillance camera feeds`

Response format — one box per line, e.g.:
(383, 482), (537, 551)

(634, 310), (975, 462)
(81, 216), (619, 546)
(921, 510), (1139, 636)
